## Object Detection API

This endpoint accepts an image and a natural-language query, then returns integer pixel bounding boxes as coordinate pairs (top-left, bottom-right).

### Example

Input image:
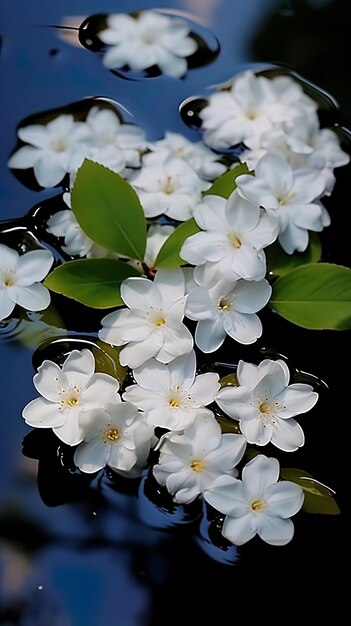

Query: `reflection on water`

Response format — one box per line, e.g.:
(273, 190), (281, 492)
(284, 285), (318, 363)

(0, 0), (350, 623)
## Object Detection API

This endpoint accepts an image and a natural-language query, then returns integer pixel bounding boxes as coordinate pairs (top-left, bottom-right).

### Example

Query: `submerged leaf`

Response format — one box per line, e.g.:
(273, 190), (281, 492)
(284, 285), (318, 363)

(281, 468), (340, 515)
(219, 372), (239, 388)
(92, 340), (127, 385)
(215, 416), (241, 434)
(71, 160), (147, 260)
(266, 233), (321, 277)
(203, 162), (251, 199)
(269, 263), (351, 329)
(44, 258), (140, 308)
(154, 218), (200, 267)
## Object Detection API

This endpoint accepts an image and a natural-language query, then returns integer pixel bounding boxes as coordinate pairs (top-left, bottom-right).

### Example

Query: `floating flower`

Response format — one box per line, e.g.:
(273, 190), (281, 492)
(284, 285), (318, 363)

(185, 273), (272, 352)
(180, 191), (278, 281)
(98, 10), (198, 78)
(130, 157), (210, 220)
(143, 131), (227, 180)
(74, 401), (155, 475)
(204, 455), (304, 545)
(99, 269), (193, 369)
(215, 358), (318, 451)
(22, 349), (120, 445)
(153, 412), (247, 503)
(199, 70), (316, 150)
(0, 244), (53, 321)
(8, 114), (92, 187)
(123, 351), (220, 431)
(236, 153), (327, 253)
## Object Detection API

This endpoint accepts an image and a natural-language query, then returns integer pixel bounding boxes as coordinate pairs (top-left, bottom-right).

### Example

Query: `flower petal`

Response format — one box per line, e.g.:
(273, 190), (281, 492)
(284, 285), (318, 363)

(74, 439), (109, 473)
(120, 334), (163, 368)
(265, 481), (304, 518)
(33, 155), (66, 188)
(121, 277), (162, 310)
(257, 514), (295, 545)
(204, 474), (246, 515)
(240, 416), (273, 446)
(270, 417), (305, 452)
(222, 513), (257, 545)
(33, 360), (68, 400)
(189, 372), (220, 406)
(22, 397), (66, 428)
(53, 412), (83, 445)
(82, 373), (120, 407)
(133, 358), (170, 391)
(205, 433), (247, 470)
(9, 284), (51, 312)
(15, 250), (54, 285)
(62, 349), (95, 387)
(224, 311), (263, 345)
(123, 385), (162, 411)
(242, 455), (280, 498)
(195, 318), (226, 353)
(155, 268), (185, 304)
(276, 384), (318, 417)
(235, 279), (272, 313)
(0, 287), (15, 320)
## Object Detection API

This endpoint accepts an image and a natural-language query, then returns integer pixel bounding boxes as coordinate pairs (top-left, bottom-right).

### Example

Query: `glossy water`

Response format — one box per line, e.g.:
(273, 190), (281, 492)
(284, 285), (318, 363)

(0, 1), (350, 623)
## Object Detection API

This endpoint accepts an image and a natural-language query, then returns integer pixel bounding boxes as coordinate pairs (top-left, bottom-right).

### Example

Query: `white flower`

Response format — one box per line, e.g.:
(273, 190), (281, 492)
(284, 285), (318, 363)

(99, 269), (193, 368)
(123, 350), (220, 431)
(8, 114), (92, 187)
(74, 401), (155, 475)
(185, 272), (272, 352)
(153, 412), (247, 503)
(215, 358), (318, 451)
(204, 455), (304, 546)
(199, 70), (316, 150)
(236, 153), (327, 253)
(243, 113), (350, 195)
(98, 10), (198, 78)
(0, 244), (53, 321)
(47, 207), (94, 257)
(130, 157), (210, 220)
(22, 349), (120, 445)
(143, 224), (175, 269)
(85, 107), (146, 169)
(143, 131), (227, 180)
(180, 191), (278, 281)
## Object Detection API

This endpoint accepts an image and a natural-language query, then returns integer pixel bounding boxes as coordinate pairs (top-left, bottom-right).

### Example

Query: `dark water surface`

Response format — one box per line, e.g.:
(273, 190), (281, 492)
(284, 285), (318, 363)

(0, 1), (350, 624)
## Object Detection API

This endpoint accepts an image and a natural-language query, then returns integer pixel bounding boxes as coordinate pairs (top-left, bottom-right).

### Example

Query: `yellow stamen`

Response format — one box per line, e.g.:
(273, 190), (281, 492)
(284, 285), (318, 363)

(259, 402), (271, 414)
(155, 316), (166, 327)
(251, 499), (265, 511)
(104, 427), (120, 443)
(190, 459), (206, 473)
(227, 232), (242, 248)
(169, 398), (180, 408)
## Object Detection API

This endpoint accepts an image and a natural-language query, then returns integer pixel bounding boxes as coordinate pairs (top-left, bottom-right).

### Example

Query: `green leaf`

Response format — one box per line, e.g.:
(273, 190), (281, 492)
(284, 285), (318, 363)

(44, 259), (140, 308)
(203, 162), (251, 199)
(71, 160), (147, 260)
(269, 263), (351, 329)
(281, 468), (340, 515)
(266, 233), (321, 277)
(154, 218), (200, 268)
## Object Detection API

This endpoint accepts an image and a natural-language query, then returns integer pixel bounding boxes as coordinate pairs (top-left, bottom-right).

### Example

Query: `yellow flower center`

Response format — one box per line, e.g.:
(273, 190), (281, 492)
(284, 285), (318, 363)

(227, 231), (242, 248)
(190, 459), (206, 473)
(4, 278), (13, 286)
(155, 316), (166, 327)
(103, 427), (120, 443)
(251, 499), (266, 511)
(51, 137), (68, 153)
(163, 176), (174, 195)
(169, 398), (180, 408)
(58, 385), (80, 410)
(218, 297), (232, 312)
(259, 402), (272, 414)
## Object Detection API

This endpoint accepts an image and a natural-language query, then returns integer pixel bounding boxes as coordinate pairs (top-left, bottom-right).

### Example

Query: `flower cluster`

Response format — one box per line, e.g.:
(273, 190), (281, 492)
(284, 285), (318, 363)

(5, 63), (348, 551)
